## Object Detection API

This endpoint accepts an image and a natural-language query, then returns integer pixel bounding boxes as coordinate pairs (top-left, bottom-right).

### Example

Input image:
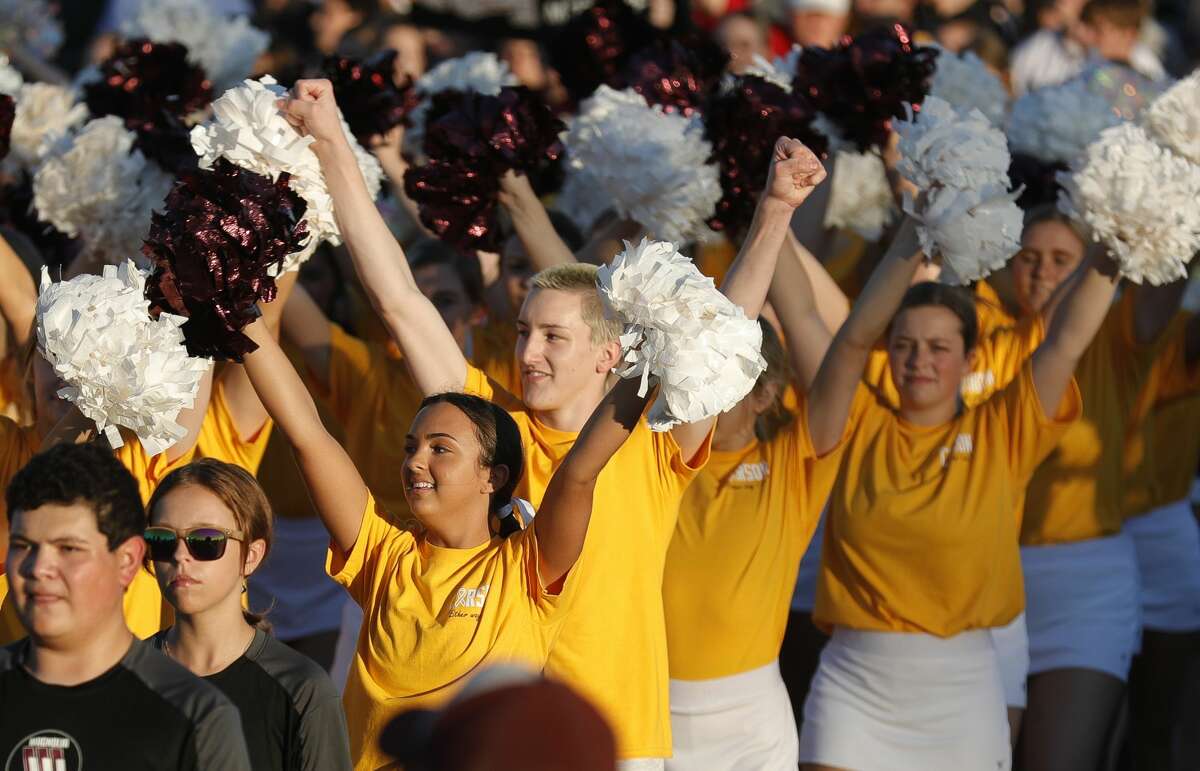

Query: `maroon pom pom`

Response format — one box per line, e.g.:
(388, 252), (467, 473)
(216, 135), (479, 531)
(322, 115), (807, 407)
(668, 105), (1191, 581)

(0, 94), (13, 161)
(791, 24), (938, 152)
(1008, 153), (1067, 211)
(622, 32), (728, 117)
(144, 159), (308, 361)
(406, 86), (565, 253)
(322, 50), (418, 146)
(85, 39), (212, 129)
(703, 75), (828, 237)
(132, 112), (200, 177)
(547, 0), (656, 105)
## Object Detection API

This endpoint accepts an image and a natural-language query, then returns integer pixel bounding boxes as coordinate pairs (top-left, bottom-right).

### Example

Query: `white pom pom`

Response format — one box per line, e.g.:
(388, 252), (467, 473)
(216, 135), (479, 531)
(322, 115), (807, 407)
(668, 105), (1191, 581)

(1057, 122), (1200, 286)
(598, 238), (766, 431)
(895, 96), (1011, 191)
(926, 46), (1008, 126)
(824, 150), (897, 241)
(554, 164), (612, 235)
(1006, 77), (1121, 163)
(773, 45), (802, 81)
(192, 76), (376, 272)
(35, 261), (211, 455)
(894, 97), (1022, 284)
(33, 116), (172, 265)
(1141, 69), (1200, 165)
(406, 52), (518, 158)
(0, 53), (22, 96)
(564, 86), (720, 245)
(122, 0), (269, 92)
(8, 82), (88, 170)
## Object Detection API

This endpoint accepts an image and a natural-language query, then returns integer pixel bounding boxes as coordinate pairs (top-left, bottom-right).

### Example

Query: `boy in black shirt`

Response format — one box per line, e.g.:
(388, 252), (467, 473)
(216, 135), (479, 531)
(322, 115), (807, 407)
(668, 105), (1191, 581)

(0, 443), (251, 771)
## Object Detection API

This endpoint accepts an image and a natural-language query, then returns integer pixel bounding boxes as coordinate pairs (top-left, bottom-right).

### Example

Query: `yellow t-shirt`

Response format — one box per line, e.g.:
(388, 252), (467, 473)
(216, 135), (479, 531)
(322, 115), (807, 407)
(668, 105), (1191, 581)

(663, 398), (840, 680)
(974, 279), (1017, 337)
(465, 365), (711, 759)
(470, 319), (521, 397)
(1021, 294), (1159, 544)
(332, 493), (570, 771)
(194, 377), (274, 475)
(0, 420), (190, 644)
(1123, 314), (1200, 518)
(815, 363), (1081, 636)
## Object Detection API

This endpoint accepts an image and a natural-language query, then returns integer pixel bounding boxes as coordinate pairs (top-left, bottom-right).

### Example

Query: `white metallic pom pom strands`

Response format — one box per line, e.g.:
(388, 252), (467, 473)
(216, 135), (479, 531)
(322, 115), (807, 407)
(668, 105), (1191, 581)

(1057, 122), (1200, 286)
(598, 238), (766, 431)
(8, 82), (87, 171)
(1140, 69), (1200, 166)
(1006, 76), (1121, 164)
(562, 86), (720, 245)
(926, 45), (1009, 127)
(894, 96), (1022, 284)
(824, 150), (897, 241)
(35, 262), (210, 455)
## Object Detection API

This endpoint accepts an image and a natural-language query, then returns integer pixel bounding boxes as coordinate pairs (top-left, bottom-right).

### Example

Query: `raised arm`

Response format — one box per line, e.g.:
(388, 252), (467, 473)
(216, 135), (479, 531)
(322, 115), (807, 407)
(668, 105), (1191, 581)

(1031, 255), (1120, 416)
(281, 283), (335, 391)
(534, 377), (650, 585)
(280, 79), (466, 395)
(768, 232), (841, 391)
(498, 170), (576, 268)
(0, 233), (36, 351)
(241, 317), (368, 553)
(807, 217), (924, 454)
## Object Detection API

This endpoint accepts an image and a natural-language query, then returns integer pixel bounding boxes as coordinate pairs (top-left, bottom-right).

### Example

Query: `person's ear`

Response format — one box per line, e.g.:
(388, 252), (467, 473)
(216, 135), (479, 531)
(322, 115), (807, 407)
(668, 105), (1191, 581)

(595, 340), (622, 375)
(115, 536), (146, 589)
(484, 464), (510, 496)
(242, 539), (268, 578)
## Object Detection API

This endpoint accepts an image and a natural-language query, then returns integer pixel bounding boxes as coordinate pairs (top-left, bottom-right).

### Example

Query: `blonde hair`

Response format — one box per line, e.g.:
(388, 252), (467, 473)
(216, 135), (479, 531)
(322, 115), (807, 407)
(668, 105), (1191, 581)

(530, 263), (622, 345)
(754, 320), (795, 443)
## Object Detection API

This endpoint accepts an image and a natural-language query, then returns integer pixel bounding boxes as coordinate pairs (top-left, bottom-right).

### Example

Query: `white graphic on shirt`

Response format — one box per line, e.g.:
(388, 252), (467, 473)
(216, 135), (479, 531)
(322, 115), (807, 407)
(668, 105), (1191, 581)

(449, 584), (491, 618)
(5, 730), (81, 771)
(961, 370), (996, 396)
(730, 462), (770, 483)
(938, 433), (975, 467)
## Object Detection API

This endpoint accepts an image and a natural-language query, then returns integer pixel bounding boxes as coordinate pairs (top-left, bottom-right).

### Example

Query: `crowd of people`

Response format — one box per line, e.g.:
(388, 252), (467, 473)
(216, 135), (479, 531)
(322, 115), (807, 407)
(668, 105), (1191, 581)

(0, 1), (1198, 770)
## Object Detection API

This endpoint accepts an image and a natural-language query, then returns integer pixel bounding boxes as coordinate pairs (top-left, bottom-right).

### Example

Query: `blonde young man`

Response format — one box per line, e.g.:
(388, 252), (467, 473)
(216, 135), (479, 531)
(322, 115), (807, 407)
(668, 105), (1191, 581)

(280, 78), (826, 768)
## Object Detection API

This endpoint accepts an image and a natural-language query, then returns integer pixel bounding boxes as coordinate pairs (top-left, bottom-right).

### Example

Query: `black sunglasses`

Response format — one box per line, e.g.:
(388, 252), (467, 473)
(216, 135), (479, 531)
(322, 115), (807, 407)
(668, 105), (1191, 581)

(143, 526), (244, 562)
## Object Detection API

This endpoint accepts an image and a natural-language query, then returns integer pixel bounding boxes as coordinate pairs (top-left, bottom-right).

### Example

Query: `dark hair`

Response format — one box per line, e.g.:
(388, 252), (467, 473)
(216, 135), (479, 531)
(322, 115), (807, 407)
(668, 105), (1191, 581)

(892, 282), (979, 352)
(1081, 0), (1146, 29)
(408, 237), (485, 306)
(418, 393), (525, 537)
(1022, 204), (1088, 247)
(754, 320), (795, 443)
(147, 459), (275, 630)
(6, 442), (144, 550)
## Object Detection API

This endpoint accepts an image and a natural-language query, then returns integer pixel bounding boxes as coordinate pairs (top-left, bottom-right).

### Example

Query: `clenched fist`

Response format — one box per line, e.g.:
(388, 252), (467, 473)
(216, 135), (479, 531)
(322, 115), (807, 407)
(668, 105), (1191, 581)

(763, 138), (826, 209)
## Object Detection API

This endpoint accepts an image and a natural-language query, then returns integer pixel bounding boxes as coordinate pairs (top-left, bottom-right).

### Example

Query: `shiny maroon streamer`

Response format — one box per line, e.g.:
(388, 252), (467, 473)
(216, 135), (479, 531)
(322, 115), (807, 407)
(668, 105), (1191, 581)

(547, 0), (656, 105)
(1008, 153), (1067, 211)
(622, 32), (728, 117)
(322, 50), (418, 146)
(703, 75), (828, 237)
(84, 38), (213, 128)
(0, 94), (13, 161)
(144, 159), (308, 361)
(791, 24), (938, 152)
(406, 86), (564, 253)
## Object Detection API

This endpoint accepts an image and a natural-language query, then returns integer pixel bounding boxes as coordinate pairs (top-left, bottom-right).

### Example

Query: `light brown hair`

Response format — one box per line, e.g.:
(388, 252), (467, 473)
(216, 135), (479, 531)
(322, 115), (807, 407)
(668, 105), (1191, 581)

(754, 320), (795, 443)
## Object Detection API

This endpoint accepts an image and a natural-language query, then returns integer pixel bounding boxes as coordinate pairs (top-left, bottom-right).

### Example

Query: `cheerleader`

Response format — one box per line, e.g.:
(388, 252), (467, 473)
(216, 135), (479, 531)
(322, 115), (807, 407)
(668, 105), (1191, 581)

(798, 211), (1117, 770)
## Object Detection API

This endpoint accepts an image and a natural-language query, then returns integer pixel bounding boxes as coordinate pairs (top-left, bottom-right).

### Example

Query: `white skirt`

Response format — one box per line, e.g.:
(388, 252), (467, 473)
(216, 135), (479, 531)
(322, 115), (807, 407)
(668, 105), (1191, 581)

(668, 661), (798, 771)
(1021, 532), (1141, 681)
(989, 613), (1030, 709)
(799, 628), (1011, 771)
(1125, 499), (1200, 632)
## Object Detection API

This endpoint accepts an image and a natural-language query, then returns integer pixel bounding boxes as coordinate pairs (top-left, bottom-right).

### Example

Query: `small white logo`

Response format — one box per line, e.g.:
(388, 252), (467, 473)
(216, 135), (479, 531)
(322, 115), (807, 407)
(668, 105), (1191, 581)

(6, 730), (81, 771)
(730, 462), (770, 483)
(961, 370), (996, 396)
(451, 585), (490, 612)
(938, 433), (975, 467)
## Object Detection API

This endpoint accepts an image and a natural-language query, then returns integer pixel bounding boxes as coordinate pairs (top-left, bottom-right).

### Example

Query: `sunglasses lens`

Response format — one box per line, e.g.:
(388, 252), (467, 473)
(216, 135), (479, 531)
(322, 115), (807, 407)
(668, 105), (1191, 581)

(184, 529), (228, 561)
(143, 530), (178, 562)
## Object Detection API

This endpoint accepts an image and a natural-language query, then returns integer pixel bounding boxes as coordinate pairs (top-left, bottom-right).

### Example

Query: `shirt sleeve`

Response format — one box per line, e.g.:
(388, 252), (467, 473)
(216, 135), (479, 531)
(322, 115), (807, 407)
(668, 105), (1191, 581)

(189, 701), (252, 771)
(988, 360), (1082, 483)
(511, 526), (577, 624)
(297, 690), (353, 771)
(195, 379), (274, 474)
(115, 436), (197, 504)
(464, 363), (526, 414)
(326, 492), (413, 609)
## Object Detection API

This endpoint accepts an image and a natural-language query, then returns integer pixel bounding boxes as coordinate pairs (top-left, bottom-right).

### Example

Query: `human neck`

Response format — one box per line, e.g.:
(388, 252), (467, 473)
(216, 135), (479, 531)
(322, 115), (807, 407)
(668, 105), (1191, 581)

(167, 597), (256, 677)
(422, 514), (492, 549)
(26, 616), (132, 686)
(533, 385), (608, 434)
(712, 423), (757, 452)
(899, 398), (961, 427)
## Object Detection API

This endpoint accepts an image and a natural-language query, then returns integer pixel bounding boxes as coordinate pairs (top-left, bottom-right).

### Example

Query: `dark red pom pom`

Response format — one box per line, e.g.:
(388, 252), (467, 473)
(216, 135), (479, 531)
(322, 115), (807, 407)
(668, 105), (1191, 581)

(547, 0), (656, 105)
(322, 50), (418, 146)
(0, 94), (14, 161)
(1008, 153), (1067, 211)
(406, 86), (565, 253)
(144, 159), (308, 361)
(791, 24), (938, 152)
(622, 32), (728, 117)
(703, 75), (828, 237)
(85, 38), (213, 130)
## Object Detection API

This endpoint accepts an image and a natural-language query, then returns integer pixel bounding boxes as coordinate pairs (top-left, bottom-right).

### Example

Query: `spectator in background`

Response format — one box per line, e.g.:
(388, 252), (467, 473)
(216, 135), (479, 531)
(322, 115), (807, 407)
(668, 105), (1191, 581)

(311, 0), (383, 57)
(788, 0), (851, 48)
(715, 11), (771, 72)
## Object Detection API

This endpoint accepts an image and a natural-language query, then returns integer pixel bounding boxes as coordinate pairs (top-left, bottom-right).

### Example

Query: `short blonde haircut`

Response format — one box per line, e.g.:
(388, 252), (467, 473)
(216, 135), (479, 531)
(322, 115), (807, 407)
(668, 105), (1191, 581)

(530, 263), (622, 345)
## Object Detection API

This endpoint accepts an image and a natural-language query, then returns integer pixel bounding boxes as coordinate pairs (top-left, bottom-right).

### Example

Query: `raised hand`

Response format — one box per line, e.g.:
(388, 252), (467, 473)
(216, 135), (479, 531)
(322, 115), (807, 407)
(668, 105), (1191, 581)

(278, 79), (349, 154)
(764, 137), (827, 210)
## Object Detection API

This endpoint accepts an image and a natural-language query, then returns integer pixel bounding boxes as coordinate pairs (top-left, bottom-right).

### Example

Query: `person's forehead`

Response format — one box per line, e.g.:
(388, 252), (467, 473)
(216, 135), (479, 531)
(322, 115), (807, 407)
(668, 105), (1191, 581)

(519, 288), (588, 325)
(152, 485), (237, 529)
(410, 401), (479, 443)
(893, 305), (963, 336)
(11, 502), (104, 541)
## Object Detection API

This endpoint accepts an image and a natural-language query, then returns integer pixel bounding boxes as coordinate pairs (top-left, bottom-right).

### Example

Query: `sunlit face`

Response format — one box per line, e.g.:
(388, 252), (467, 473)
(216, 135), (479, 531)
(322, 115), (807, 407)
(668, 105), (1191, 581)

(413, 262), (479, 352)
(402, 402), (498, 526)
(516, 289), (615, 413)
(887, 305), (974, 413)
(32, 354), (70, 433)
(791, 12), (848, 49)
(717, 15), (769, 74)
(500, 234), (536, 315)
(149, 485), (263, 619)
(7, 503), (140, 647)
(1010, 220), (1085, 315)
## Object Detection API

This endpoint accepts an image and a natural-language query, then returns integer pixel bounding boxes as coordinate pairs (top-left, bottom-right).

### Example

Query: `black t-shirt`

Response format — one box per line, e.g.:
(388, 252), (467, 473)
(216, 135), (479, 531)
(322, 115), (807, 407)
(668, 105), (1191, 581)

(153, 629), (351, 771)
(0, 637), (250, 771)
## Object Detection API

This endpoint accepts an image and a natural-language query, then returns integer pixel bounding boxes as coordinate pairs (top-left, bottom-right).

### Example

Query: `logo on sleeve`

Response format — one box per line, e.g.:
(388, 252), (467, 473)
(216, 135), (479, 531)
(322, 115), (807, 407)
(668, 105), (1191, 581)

(6, 731), (81, 771)
(449, 584), (491, 619)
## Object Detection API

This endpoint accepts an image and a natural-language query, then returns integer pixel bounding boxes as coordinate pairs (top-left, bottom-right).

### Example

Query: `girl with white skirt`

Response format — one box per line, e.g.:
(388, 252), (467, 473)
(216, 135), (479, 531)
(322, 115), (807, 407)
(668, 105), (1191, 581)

(796, 215), (1119, 771)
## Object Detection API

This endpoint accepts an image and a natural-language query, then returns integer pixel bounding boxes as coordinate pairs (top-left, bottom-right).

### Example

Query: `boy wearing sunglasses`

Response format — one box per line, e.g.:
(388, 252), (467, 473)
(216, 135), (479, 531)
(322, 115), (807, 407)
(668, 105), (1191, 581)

(0, 443), (252, 771)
